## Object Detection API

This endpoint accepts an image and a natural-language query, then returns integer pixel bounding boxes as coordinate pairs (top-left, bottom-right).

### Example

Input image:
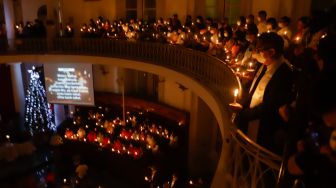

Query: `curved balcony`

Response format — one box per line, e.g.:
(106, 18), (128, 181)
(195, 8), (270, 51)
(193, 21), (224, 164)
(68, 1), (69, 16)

(0, 38), (282, 188)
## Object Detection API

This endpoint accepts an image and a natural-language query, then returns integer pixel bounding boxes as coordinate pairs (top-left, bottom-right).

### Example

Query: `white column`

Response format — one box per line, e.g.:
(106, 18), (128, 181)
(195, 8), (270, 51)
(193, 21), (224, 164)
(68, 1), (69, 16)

(46, 0), (57, 40)
(3, 0), (16, 50)
(9, 63), (25, 121)
(57, 0), (64, 36)
(188, 94), (219, 177)
(68, 105), (76, 118)
(54, 104), (66, 126)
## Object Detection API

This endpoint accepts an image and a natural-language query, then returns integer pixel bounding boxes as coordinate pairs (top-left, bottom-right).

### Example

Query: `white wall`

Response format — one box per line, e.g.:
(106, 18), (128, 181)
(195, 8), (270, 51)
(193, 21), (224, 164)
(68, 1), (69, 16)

(93, 64), (193, 112)
(158, 79), (192, 112)
(93, 64), (120, 93)
(62, 0), (117, 33)
(251, 0), (311, 23)
(21, 0), (46, 23)
(156, 0), (188, 22)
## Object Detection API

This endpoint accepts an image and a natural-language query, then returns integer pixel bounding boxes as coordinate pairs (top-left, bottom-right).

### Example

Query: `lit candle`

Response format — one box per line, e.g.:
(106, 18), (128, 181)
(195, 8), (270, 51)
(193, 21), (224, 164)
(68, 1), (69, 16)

(233, 89), (239, 103)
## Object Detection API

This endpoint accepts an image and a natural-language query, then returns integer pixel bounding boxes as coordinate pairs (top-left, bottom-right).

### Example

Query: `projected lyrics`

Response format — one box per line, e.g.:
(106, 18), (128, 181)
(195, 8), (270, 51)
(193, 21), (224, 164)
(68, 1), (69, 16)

(48, 68), (90, 100)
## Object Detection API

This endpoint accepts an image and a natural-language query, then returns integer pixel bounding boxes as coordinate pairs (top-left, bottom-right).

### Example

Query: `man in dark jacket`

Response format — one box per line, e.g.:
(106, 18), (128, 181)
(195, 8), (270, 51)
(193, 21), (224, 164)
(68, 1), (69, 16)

(236, 32), (294, 155)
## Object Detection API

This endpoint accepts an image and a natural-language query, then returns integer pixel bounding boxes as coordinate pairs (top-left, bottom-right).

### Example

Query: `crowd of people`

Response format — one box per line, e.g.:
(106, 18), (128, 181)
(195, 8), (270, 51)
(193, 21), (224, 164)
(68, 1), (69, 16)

(71, 9), (336, 187)
(14, 19), (46, 38)
(3, 5), (336, 187)
(56, 105), (195, 188)
(226, 9), (336, 188)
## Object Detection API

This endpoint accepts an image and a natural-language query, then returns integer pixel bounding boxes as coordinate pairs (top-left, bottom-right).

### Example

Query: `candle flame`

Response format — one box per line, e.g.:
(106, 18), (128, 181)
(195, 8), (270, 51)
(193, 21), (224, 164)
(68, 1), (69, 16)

(234, 89), (239, 97)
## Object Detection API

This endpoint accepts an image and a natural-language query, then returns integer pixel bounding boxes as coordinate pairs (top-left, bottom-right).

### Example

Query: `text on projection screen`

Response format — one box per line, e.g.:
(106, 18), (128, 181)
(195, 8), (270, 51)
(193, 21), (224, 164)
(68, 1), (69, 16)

(44, 63), (95, 106)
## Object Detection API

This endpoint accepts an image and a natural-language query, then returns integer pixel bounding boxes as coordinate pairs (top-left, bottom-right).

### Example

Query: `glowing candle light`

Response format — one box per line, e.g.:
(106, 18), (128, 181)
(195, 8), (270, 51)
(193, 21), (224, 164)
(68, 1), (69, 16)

(233, 89), (239, 103)
(5, 135), (10, 142)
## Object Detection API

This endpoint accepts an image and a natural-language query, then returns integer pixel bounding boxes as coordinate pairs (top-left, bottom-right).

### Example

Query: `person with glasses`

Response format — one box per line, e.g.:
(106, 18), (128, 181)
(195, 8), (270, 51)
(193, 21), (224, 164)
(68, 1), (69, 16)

(235, 32), (295, 155)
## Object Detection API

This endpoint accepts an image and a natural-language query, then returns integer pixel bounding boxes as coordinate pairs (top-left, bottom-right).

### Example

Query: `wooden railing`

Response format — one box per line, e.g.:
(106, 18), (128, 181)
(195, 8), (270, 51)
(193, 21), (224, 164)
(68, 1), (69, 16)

(0, 38), (282, 188)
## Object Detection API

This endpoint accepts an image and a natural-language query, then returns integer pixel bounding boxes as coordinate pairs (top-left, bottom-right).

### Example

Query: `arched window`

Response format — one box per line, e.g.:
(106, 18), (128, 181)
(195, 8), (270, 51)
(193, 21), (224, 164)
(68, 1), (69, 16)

(144, 0), (156, 21)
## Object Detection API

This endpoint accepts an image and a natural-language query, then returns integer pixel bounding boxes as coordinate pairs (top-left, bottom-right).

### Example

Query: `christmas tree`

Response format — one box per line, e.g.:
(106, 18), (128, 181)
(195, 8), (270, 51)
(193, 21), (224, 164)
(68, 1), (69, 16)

(24, 66), (56, 135)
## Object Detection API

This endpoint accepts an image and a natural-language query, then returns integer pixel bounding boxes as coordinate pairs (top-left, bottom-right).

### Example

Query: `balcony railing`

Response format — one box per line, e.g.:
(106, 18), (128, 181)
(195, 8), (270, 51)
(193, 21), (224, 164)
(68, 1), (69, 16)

(0, 38), (282, 188)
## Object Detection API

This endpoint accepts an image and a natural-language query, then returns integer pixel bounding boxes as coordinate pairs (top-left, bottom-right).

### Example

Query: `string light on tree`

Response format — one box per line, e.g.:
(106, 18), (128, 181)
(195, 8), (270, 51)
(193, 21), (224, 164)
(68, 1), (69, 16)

(24, 66), (55, 135)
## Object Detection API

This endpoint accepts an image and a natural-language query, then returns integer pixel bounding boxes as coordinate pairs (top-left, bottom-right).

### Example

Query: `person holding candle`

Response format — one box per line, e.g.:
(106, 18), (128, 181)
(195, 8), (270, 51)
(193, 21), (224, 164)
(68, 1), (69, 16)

(240, 24), (260, 86)
(257, 10), (268, 34)
(242, 23), (259, 64)
(234, 32), (295, 155)
(277, 16), (292, 49)
(207, 24), (221, 56)
(307, 10), (329, 50)
(266, 17), (278, 33)
(292, 16), (309, 45)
